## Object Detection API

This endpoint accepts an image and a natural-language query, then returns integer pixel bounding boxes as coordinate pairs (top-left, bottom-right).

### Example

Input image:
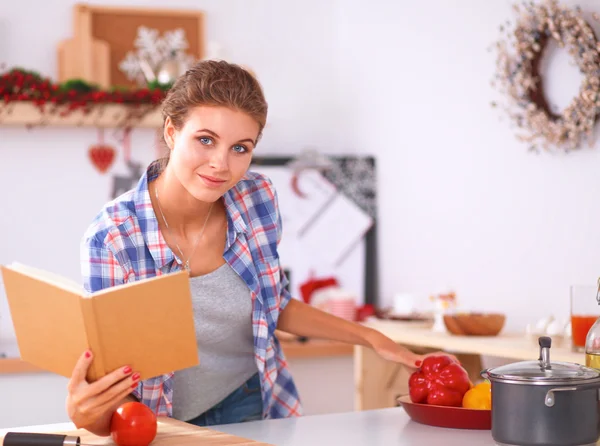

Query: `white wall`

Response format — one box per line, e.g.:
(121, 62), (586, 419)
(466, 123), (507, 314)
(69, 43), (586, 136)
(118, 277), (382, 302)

(334, 0), (600, 332)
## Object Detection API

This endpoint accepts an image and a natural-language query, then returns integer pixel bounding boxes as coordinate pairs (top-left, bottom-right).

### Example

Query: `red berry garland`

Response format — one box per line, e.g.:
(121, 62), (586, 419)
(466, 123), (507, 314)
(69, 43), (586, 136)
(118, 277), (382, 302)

(0, 67), (167, 125)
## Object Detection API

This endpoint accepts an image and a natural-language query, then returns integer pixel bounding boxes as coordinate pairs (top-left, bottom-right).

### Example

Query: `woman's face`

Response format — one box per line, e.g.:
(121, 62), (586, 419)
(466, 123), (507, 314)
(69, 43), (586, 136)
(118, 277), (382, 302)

(164, 106), (260, 203)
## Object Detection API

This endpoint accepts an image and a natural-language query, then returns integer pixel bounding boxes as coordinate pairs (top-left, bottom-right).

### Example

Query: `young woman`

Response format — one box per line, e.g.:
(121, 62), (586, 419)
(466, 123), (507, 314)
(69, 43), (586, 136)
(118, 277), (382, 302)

(65, 60), (445, 436)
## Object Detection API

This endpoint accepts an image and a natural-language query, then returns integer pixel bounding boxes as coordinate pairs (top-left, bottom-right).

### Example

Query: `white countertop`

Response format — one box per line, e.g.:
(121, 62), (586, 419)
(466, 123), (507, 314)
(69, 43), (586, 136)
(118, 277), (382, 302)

(0, 408), (498, 446)
(215, 407), (497, 446)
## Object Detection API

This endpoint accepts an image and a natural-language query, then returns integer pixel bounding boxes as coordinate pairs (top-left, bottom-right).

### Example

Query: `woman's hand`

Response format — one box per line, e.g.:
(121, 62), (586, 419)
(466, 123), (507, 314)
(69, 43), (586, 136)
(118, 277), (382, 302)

(66, 350), (140, 433)
(366, 330), (456, 368)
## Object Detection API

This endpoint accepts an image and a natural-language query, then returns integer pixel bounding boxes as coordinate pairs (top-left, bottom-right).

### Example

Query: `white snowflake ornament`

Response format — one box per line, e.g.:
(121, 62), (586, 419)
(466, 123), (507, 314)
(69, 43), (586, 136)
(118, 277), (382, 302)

(119, 52), (146, 86)
(162, 29), (189, 54)
(134, 27), (162, 67)
(119, 26), (196, 85)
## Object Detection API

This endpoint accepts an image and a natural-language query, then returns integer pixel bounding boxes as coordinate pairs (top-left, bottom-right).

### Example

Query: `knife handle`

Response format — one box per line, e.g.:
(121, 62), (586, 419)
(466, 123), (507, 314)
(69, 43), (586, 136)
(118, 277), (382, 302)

(3, 432), (80, 446)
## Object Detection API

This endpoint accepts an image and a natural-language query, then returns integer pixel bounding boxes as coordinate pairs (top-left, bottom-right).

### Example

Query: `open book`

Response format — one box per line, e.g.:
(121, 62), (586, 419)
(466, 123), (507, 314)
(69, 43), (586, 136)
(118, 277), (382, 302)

(0, 262), (199, 382)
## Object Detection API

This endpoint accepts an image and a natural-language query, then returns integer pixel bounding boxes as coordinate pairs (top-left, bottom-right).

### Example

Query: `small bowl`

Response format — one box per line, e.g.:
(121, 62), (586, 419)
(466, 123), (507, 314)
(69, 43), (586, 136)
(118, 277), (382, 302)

(443, 313), (506, 336)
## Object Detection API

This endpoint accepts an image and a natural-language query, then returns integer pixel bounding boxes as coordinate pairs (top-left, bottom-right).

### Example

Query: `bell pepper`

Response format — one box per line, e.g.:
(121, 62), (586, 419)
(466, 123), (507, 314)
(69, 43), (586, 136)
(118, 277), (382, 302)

(408, 355), (471, 407)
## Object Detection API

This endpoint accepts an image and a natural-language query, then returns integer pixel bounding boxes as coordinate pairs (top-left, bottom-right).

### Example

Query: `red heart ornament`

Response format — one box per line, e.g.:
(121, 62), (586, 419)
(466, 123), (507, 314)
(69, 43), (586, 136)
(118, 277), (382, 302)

(89, 144), (116, 173)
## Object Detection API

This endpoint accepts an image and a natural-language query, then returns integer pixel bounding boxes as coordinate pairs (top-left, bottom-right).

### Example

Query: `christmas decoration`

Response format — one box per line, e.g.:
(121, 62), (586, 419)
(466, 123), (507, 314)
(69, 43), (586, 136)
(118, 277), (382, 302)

(0, 66), (167, 128)
(89, 129), (116, 174)
(324, 157), (377, 219)
(492, 0), (600, 152)
(299, 275), (339, 304)
(287, 149), (334, 199)
(119, 26), (196, 87)
(287, 150), (377, 218)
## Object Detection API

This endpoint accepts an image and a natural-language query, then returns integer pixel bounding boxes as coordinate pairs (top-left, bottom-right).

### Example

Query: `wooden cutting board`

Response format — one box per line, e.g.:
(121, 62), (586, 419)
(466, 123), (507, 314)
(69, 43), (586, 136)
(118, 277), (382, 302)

(57, 37), (111, 89)
(0, 417), (272, 446)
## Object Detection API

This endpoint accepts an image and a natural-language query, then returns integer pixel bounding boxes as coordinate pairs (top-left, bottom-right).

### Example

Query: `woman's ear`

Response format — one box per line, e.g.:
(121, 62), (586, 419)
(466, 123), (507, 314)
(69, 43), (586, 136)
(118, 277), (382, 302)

(163, 116), (176, 150)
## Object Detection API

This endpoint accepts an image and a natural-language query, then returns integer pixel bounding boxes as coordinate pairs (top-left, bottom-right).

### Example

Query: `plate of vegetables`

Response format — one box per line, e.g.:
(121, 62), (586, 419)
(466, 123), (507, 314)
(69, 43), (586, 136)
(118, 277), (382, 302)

(397, 355), (491, 430)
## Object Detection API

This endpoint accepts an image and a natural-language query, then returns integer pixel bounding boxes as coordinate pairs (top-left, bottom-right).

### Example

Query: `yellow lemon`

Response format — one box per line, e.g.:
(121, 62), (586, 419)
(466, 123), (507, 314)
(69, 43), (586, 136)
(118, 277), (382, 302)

(462, 383), (491, 410)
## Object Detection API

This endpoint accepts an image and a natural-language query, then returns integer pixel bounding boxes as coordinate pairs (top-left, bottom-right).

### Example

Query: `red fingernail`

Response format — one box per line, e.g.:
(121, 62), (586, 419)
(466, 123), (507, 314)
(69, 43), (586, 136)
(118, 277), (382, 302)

(415, 360), (422, 367)
(131, 383), (138, 389)
(85, 351), (91, 358)
(132, 372), (140, 381)
(123, 366), (132, 374)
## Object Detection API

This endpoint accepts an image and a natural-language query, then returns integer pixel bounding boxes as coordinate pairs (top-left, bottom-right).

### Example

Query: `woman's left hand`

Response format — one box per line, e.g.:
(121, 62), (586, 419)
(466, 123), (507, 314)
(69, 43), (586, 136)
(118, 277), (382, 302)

(367, 330), (455, 369)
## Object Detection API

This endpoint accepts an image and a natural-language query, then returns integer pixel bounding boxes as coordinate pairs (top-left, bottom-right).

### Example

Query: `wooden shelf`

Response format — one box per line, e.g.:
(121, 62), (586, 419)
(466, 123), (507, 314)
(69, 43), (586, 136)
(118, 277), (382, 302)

(0, 102), (163, 128)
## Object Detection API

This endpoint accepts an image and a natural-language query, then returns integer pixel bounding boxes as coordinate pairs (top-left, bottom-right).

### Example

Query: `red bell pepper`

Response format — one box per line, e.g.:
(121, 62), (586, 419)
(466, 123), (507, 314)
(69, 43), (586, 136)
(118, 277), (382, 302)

(408, 355), (471, 407)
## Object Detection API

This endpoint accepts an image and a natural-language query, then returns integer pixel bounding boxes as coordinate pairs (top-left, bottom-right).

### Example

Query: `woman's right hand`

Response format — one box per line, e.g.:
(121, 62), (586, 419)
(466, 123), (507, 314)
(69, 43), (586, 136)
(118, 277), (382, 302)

(66, 350), (140, 433)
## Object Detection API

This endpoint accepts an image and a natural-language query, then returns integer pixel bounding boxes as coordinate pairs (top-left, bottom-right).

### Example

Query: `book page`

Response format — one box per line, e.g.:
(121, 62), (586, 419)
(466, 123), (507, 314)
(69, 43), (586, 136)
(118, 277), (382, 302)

(92, 272), (166, 295)
(7, 262), (85, 296)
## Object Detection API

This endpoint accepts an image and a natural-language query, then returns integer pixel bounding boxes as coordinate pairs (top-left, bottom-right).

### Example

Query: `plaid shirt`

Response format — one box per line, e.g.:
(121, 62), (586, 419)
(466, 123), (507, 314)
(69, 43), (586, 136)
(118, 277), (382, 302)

(80, 160), (303, 419)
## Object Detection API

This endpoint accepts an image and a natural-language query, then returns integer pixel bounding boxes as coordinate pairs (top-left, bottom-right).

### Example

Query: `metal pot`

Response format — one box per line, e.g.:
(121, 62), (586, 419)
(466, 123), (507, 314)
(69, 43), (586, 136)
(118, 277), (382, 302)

(481, 336), (600, 446)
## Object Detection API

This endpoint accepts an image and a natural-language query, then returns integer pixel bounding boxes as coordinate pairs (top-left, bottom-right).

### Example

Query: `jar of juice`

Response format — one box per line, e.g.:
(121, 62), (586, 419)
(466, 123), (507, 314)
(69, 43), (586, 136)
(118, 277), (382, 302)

(571, 284), (600, 352)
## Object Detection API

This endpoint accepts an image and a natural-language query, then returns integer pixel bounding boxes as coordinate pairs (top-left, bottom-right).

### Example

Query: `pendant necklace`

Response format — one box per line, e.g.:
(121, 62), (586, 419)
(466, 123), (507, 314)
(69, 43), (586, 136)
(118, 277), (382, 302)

(154, 185), (213, 272)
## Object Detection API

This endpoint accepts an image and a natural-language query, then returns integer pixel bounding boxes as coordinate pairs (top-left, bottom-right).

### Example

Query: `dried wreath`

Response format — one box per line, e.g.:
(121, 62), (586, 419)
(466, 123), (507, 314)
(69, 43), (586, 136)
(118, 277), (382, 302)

(493, 0), (600, 152)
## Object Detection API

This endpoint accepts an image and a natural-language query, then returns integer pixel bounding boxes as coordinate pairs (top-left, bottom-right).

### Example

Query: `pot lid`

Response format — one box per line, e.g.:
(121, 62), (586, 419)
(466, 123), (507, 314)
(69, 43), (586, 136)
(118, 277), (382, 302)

(486, 359), (599, 382)
(485, 336), (600, 383)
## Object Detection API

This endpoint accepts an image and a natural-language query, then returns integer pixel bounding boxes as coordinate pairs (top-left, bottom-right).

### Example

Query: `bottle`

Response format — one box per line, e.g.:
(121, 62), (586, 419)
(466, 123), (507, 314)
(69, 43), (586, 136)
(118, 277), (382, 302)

(584, 279), (600, 369)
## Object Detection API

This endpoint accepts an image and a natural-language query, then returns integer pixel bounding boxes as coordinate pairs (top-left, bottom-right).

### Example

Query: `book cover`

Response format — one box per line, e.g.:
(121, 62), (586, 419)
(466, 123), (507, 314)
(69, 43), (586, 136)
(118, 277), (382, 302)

(0, 263), (199, 382)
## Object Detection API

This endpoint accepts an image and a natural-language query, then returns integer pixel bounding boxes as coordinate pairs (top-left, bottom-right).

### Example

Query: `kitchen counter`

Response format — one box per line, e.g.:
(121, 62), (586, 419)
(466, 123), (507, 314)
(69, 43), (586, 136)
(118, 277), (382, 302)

(364, 319), (582, 363)
(354, 320), (585, 411)
(0, 408), (496, 446)
(217, 407), (496, 445)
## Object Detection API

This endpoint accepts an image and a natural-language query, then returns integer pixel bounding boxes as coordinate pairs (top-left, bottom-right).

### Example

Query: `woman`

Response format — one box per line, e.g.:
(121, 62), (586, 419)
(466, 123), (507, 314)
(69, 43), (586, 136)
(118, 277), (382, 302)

(66, 60), (443, 436)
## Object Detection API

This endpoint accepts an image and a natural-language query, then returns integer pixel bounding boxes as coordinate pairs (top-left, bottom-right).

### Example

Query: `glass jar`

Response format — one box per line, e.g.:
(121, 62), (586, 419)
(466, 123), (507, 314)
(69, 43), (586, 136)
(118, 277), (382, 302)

(584, 279), (600, 369)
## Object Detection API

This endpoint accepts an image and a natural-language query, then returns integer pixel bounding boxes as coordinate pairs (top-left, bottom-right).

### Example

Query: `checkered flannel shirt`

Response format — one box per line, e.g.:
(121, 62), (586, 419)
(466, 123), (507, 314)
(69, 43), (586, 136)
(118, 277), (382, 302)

(80, 160), (303, 419)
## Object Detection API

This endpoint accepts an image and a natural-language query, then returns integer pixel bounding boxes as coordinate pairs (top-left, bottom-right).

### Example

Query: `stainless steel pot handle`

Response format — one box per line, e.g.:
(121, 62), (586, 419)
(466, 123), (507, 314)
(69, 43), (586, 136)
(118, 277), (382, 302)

(544, 382), (600, 407)
(544, 387), (578, 407)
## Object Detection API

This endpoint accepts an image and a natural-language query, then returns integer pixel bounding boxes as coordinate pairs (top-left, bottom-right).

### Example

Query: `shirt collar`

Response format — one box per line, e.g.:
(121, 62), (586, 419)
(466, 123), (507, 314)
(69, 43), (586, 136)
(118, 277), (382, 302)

(223, 187), (249, 235)
(133, 161), (174, 270)
(133, 161), (250, 269)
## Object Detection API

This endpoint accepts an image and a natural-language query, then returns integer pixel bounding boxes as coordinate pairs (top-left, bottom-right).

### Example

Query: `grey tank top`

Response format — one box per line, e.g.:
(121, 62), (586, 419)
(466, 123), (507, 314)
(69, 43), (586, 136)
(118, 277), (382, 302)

(172, 262), (258, 421)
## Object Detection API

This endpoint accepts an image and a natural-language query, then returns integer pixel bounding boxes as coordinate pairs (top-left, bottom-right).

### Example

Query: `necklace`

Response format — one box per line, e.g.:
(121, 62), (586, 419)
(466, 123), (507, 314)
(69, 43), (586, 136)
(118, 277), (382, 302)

(154, 185), (214, 272)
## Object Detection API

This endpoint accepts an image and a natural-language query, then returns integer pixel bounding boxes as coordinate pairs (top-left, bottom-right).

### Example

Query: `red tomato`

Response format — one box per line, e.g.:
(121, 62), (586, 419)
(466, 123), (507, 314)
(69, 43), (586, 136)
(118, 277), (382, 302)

(110, 402), (157, 446)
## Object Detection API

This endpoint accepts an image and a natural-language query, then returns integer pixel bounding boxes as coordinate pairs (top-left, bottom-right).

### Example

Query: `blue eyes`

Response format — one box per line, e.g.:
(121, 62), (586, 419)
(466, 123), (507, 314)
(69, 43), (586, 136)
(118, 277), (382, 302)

(197, 137), (248, 153)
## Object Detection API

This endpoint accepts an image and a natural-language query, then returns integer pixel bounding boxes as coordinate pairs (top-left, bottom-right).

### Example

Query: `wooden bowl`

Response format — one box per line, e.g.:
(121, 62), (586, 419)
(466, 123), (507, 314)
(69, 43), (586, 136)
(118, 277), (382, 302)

(443, 313), (505, 336)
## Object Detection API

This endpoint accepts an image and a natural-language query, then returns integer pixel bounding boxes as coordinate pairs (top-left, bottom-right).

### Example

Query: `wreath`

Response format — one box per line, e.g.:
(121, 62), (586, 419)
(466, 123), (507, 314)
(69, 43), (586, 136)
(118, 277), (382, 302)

(493, 0), (600, 152)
